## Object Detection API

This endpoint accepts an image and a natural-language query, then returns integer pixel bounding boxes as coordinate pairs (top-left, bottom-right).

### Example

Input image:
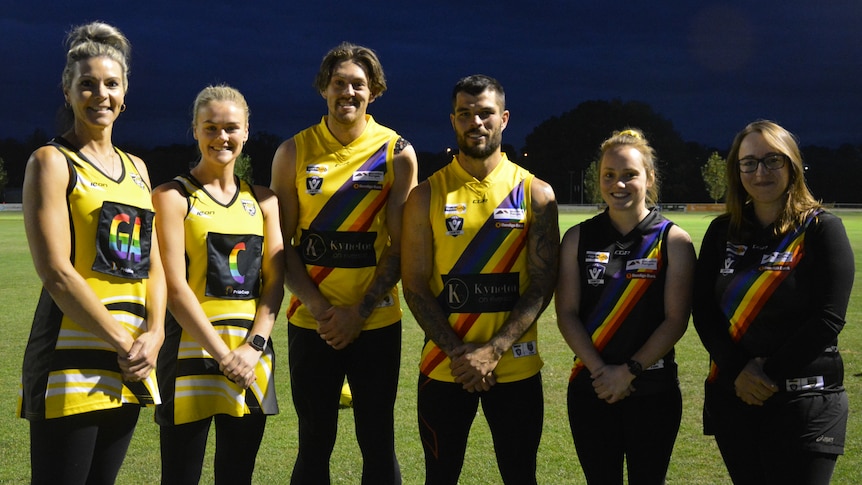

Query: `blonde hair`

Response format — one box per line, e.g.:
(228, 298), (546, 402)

(191, 84), (250, 128)
(725, 120), (820, 239)
(61, 21), (131, 91)
(599, 128), (660, 206)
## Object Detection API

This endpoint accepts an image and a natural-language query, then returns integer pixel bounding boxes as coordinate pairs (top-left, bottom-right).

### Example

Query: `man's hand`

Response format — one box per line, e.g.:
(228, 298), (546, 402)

(317, 305), (364, 350)
(450, 343), (501, 392)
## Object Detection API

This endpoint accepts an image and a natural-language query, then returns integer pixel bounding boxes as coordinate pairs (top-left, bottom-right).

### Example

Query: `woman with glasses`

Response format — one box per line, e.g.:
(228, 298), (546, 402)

(693, 120), (853, 484)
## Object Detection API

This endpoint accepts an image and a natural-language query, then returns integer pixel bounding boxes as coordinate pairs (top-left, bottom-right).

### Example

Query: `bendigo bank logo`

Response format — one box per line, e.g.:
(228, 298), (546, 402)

(110, 213), (143, 264)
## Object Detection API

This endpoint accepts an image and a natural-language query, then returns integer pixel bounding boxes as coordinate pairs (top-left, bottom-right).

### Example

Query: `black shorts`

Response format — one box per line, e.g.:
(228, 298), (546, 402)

(704, 384), (847, 455)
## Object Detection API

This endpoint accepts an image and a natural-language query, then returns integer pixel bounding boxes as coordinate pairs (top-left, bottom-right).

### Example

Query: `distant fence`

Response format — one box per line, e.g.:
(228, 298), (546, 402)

(0, 204), (22, 211)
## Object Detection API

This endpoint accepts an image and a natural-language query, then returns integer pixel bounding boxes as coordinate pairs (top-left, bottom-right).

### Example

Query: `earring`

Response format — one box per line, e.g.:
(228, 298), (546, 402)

(120, 104), (127, 112)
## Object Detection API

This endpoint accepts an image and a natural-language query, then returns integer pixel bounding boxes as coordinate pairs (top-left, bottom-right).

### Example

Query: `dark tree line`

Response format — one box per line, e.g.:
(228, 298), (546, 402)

(2, 100), (859, 203)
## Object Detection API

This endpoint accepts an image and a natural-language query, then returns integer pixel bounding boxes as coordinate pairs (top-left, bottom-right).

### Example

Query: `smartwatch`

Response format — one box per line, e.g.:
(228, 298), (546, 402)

(248, 334), (267, 352)
(626, 359), (643, 377)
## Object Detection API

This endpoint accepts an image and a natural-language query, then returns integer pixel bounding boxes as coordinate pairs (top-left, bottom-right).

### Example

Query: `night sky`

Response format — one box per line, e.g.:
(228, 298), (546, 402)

(3, 1), (861, 155)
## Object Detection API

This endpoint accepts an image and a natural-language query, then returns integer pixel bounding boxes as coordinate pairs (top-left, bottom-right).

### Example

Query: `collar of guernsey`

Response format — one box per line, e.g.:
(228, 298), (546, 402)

(288, 115), (403, 330)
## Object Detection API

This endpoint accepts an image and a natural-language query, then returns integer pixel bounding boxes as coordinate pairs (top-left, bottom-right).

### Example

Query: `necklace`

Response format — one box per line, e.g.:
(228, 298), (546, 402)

(83, 148), (120, 179)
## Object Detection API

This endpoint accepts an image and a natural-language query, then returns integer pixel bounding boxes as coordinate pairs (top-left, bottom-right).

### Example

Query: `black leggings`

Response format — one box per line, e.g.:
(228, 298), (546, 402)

(568, 385), (682, 485)
(159, 413), (266, 485)
(418, 373), (544, 485)
(288, 323), (402, 485)
(29, 404), (140, 485)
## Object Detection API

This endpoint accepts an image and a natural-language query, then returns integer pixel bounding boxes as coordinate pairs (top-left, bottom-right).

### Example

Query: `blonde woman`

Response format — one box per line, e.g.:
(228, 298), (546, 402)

(556, 129), (694, 484)
(153, 85), (283, 484)
(21, 21), (164, 484)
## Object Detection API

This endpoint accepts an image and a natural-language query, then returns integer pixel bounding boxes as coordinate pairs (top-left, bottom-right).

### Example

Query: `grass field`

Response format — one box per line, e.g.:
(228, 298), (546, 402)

(1, 209), (860, 484)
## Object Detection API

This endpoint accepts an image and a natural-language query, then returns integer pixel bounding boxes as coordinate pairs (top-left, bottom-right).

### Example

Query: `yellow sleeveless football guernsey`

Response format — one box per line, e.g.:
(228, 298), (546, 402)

(155, 175), (278, 425)
(288, 115), (402, 330)
(420, 155), (543, 383)
(19, 138), (159, 421)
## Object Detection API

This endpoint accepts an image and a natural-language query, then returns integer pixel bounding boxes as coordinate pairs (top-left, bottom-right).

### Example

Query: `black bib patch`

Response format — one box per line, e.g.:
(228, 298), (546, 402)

(92, 201), (154, 279)
(205, 232), (263, 300)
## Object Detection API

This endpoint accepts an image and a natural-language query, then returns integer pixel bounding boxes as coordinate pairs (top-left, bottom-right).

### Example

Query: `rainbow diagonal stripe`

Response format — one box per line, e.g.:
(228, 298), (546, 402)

(420, 180), (528, 376)
(706, 213), (817, 382)
(229, 242), (246, 284)
(570, 220), (669, 380)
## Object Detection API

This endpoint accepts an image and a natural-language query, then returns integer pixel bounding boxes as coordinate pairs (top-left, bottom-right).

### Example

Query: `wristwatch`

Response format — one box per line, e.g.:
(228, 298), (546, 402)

(248, 334), (267, 352)
(626, 359), (643, 377)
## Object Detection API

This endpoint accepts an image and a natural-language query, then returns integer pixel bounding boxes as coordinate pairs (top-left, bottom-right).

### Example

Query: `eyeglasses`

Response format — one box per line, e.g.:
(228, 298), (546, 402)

(738, 154), (787, 173)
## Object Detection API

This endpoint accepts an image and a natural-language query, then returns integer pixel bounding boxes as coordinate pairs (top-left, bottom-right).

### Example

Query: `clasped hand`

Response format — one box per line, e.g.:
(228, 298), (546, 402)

(450, 343), (499, 393)
(219, 345), (260, 389)
(117, 331), (160, 383)
(316, 305), (364, 350)
(591, 364), (635, 404)
(734, 358), (778, 406)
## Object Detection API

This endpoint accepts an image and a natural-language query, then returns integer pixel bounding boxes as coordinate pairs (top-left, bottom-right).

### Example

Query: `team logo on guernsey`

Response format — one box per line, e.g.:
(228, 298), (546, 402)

(129, 173), (147, 190)
(585, 251), (610, 263)
(241, 199), (256, 216)
(438, 273), (520, 313)
(587, 264), (606, 286)
(721, 243), (747, 275)
(446, 216), (464, 237)
(306, 176), (323, 195)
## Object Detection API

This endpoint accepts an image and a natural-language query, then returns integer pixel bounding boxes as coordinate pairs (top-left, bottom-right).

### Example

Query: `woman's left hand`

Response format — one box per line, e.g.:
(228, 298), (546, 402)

(591, 364), (635, 403)
(219, 344), (260, 389)
(734, 358), (778, 406)
(118, 330), (162, 382)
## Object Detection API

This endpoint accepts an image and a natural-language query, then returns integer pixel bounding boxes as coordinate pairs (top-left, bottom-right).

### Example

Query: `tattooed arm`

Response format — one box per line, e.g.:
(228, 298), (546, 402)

(402, 181), (466, 355)
(357, 139), (418, 318)
(449, 178), (560, 388)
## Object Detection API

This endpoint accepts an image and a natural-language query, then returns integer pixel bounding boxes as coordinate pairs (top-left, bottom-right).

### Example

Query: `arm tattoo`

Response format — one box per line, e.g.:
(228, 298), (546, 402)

(403, 287), (462, 354)
(359, 245), (401, 318)
(489, 196), (560, 352)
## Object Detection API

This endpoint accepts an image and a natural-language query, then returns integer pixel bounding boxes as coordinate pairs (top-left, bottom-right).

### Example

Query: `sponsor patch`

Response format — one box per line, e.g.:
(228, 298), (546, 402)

(585, 251), (610, 263)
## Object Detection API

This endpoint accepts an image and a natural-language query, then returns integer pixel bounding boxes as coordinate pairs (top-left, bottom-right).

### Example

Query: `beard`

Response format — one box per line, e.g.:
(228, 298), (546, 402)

(456, 128), (502, 160)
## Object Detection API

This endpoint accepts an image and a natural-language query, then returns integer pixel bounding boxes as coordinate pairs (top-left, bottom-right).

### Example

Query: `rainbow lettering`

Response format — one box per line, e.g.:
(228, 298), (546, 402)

(230, 242), (246, 284)
(110, 214), (142, 262)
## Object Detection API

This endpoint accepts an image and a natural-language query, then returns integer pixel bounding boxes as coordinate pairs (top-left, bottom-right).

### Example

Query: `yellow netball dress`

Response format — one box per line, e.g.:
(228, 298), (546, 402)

(20, 138), (159, 421)
(155, 174), (277, 425)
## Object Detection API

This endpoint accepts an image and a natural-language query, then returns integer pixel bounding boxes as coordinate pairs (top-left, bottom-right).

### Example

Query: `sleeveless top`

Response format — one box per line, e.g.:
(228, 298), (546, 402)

(570, 209), (679, 396)
(287, 115), (402, 330)
(155, 174), (278, 425)
(419, 155), (542, 383)
(20, 137), (159, 421)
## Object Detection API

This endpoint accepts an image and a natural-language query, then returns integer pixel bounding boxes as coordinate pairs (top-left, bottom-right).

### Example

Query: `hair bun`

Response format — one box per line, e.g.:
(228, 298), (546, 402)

(66, 21), (131, 63)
